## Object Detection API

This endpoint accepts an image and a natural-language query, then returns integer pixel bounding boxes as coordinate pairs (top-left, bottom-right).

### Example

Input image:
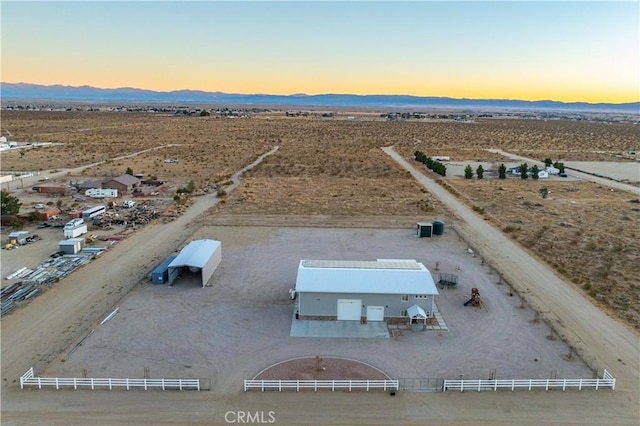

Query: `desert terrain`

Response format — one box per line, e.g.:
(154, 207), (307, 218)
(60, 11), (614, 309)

(1, 110), (639, 425)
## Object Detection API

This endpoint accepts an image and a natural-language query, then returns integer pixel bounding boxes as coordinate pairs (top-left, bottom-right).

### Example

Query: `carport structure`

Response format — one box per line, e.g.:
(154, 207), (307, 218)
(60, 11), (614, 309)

(168, 239), (221, 287)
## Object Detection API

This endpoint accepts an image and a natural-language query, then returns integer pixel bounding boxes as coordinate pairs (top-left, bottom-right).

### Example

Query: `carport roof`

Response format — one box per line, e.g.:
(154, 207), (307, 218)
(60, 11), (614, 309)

(168, 239), (221, 269)
(296, 259), (438, 295)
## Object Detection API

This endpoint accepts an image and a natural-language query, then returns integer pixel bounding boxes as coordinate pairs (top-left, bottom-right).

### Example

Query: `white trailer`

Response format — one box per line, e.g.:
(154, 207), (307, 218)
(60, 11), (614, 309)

(85, 188), (118, 198)
(64, 223), (88, 238)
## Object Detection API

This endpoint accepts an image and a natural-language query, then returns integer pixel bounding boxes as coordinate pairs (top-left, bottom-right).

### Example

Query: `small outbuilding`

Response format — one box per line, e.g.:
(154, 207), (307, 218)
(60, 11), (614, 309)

(295, 259), (438, 322)
(59, 237), (85, 254)
(151, 255), (178, 285)
(167, 239), (221, 287)
(416, 222), (433, 238)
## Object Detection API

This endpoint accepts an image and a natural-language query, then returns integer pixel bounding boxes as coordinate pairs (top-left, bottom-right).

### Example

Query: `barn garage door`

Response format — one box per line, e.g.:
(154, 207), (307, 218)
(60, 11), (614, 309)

(366, 306), (384, 322)
(337, 299), (361, 321)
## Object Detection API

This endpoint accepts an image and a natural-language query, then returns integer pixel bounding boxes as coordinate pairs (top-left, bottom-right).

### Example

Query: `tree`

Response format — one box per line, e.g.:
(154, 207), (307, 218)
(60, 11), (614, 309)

(1, 190), (22, 215)
(464, 165), (474, 179)
(543, 158), (553, 168)
(125, 167), (134, 176)
(531, 165), (540, 180)
(476, 165), (484, 180)
(553, 161), (566, 173)
(519, 163), (529, 179)
(498, 163), (507, 179)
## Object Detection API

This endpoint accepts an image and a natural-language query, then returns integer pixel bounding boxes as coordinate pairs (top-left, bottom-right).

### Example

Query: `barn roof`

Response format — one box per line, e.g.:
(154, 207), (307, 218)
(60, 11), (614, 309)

(296, 259), (438, 295)
(102, 175), (140, 186)
(168, 239), (221, 269)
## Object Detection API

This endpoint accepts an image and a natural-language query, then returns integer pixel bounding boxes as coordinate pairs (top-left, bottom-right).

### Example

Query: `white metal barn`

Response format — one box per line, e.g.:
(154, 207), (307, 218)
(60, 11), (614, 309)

(295, 259), (438, 322)
(168, 239), (222, 287)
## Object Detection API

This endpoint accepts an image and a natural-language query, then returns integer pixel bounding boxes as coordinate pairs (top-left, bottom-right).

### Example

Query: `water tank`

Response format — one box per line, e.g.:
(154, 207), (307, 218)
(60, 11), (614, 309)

(432, 220), (445, 235)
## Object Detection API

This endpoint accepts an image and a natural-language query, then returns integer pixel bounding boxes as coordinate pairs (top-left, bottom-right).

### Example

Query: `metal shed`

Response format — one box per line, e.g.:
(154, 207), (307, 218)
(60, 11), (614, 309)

(58, 237), (85, 254)
(151, 255), (177, 285)
(295, 259), (438, 321)
(168, 239), (221, 287)
(416, 222), (433, 238)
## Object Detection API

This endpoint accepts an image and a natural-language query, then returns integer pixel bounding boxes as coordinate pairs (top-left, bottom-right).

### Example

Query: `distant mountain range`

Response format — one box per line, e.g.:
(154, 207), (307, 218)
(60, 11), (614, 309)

(2, 82), (639, 113)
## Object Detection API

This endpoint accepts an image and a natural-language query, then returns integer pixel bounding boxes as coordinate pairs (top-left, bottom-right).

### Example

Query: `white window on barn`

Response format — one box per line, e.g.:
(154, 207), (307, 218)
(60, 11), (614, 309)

(401, 295), (409, 302)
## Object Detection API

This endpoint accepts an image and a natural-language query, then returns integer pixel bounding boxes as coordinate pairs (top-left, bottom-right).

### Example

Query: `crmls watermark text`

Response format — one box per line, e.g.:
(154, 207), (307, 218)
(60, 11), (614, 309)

(224, 411), (276, 424)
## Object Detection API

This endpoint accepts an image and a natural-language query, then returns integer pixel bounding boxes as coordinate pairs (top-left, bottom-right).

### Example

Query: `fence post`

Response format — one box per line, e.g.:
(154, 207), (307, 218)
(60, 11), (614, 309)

(529, 379), (532, 391)
(91, 378), (95, 390)
(332, 380), (335, 392)
(144, 378), (147, 391)
(511, 380), (515, 391)
(279, 381), (281, 392)
(262, 381), (264, 392)
(179, 379), (183, 391)
(109, 378), (112, 390)
(367, 380), (370, 392)
(579, 378), (582, 391)
(56, 377), (59, 390)
(545, 379), (549, 391)
(162, 378), (165, 391)
(562, 379), (566, 391)
(38, 377), (42, 389)
(197, 379), (200, 391)
(595, 378), (599, 391)
(478, 380), (481, 392)
(126, 378), (130, 390)
(494, 380), (497, 391)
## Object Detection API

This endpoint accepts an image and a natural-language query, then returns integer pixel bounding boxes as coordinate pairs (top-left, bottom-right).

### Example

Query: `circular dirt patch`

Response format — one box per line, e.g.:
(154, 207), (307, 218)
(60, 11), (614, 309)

(254, 357), (390, 381)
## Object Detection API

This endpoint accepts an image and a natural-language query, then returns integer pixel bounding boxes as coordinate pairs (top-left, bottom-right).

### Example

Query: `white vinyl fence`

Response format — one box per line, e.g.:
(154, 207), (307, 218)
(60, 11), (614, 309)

(20, 367), (200, 391)
(244, 379), (398, 392)
(443, 370), (615, 392)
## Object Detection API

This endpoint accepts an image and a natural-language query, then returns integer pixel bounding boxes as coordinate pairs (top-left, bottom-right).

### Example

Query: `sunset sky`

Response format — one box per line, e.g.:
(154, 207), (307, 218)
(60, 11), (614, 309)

(2, 1), (638, 103)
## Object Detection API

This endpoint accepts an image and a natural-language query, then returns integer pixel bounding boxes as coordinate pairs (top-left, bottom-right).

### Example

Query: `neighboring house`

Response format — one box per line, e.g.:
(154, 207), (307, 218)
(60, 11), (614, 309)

(295, 259), (438, 322)
(101, 175), (141, 194)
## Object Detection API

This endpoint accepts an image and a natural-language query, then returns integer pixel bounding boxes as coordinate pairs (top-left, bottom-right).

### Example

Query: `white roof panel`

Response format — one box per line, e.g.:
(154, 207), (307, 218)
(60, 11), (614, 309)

(168, 239), (221, 269)
(296, 259), (438, 295)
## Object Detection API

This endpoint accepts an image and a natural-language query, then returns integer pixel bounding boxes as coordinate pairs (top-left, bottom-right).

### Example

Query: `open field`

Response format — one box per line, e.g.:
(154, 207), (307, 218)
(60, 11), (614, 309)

(439, 178), (640, 327)
(1, 111), (639, 425)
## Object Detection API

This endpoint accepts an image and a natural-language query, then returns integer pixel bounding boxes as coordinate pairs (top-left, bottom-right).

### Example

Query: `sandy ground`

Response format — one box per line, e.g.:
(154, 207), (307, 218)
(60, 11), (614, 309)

(1, 144), (638, 426)
(564, 161), (640, 184)
(40, 227), (591, 387)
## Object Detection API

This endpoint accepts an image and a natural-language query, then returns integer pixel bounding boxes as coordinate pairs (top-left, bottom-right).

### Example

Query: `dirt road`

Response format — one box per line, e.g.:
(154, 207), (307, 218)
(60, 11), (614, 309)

(383, 147), (639, 392)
